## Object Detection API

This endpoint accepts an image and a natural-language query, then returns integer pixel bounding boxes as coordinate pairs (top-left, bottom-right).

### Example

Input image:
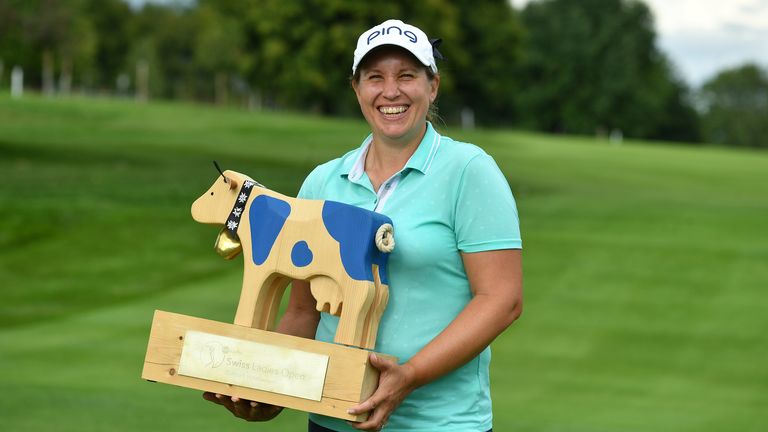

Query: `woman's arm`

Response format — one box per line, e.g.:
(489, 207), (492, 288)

(276, 279), (321, 338)
(203, 279), (320, 421)
(348, 249), (523, 431)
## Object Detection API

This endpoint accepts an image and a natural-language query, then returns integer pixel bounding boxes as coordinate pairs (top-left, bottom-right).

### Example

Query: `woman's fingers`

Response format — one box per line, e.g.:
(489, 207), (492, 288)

(346, 387), (385, 430)
(259, 402), (284, 420)
(348, 408), (389, 431)
(203, 392), (233, 410)
(202, 392), (219, 404)
(203, 392), (284, 421)
(231, 397), (252, 418)
(369, 353), (393, 370)
(347, 395), (379, 416)
(347, 354), (417, 430)
(347, 354), (395, 415)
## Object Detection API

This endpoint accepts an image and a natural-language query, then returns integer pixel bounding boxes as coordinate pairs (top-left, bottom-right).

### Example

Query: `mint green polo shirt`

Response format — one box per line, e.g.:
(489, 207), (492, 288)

(298, 122), (521, 432)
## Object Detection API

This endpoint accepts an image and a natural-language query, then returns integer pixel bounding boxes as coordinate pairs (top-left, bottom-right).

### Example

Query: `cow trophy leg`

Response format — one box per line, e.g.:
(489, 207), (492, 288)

(234, 270), (290, 330)
(359, 264), (389, 350)
(333, 280), (376, 348)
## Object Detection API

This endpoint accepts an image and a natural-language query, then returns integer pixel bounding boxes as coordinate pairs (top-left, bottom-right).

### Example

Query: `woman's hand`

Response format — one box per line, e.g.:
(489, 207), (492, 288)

(202, 392), (283, 421)
(346, 353), (417, 431)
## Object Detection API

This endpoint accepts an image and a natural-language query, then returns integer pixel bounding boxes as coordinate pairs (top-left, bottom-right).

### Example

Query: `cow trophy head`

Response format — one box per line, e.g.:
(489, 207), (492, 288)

(191, 162), (250, 259)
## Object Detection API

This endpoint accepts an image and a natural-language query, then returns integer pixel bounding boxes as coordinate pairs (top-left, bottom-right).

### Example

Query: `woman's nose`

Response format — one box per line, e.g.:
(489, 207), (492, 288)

(382, 77), (400, 99)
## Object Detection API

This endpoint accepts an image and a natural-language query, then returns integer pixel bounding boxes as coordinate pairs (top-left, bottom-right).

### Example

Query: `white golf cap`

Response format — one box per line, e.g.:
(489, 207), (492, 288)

(352, 19), (438, 74)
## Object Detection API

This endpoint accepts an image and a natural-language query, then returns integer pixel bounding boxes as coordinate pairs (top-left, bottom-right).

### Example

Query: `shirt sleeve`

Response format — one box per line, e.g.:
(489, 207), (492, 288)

(454, 153), (522, 252)
(296, 165), (323, 200)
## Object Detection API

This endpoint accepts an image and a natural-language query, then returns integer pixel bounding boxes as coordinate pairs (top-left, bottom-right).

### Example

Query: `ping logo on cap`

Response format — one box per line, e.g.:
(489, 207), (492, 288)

(352, 19), (436, 74)
(367, 25), (418, 45)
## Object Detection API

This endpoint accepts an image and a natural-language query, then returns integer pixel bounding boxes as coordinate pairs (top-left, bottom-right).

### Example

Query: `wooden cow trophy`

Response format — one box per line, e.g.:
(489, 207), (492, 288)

(142, 168), (397, 421)
(191, 170), (394, 350)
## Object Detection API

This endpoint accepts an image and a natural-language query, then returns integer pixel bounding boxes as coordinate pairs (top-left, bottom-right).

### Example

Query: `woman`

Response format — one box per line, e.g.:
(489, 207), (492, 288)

(204, 19), (523, 432)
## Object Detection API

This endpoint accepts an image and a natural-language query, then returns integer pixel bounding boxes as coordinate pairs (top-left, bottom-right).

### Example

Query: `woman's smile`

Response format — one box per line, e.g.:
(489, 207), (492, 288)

(379, 105), (409, 116)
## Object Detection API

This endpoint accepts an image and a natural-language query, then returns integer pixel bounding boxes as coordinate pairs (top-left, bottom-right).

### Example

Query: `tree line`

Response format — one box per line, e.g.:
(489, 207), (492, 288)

(1, 0), (765, 148)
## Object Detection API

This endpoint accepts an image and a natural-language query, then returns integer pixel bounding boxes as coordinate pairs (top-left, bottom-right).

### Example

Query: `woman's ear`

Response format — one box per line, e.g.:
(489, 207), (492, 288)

(430, 74), (440, 103)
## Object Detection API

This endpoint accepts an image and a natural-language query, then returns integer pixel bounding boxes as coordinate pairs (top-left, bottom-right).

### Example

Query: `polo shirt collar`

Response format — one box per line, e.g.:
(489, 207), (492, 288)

(342, 122), (441, 181)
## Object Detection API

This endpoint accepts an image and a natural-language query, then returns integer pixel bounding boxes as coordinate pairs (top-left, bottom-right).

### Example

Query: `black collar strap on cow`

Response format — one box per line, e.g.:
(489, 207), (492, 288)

(225, 178), (261, 238)
(212, 160), (263, 237)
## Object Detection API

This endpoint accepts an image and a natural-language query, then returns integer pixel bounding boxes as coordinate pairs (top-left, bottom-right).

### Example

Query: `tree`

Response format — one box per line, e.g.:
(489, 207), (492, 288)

(699, 64), (768, 148)
(131, 4), (199, 100)
(194, 3), (249, 105)
(516, 0), (699, 141)
(56, 7), (96, 95)
(0, 0), (96, 94)
(438, 0), (524, 126)
(82, 0), (134, 92)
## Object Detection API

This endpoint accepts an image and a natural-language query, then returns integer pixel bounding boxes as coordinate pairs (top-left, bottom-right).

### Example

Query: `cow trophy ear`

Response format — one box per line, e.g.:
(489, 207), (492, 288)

(226, 177), (238, 190)
(214, 228), (242, 260)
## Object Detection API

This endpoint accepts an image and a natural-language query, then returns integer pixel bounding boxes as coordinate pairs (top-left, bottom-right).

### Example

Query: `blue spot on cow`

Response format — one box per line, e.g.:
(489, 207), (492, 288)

(249, 195), (291, 265)
(322, 201), (392, 284)
(291, 241), (313, 267)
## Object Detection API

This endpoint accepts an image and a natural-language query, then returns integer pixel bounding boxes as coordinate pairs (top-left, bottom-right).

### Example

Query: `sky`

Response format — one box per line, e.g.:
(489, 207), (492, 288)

(511, 0), (768, 86)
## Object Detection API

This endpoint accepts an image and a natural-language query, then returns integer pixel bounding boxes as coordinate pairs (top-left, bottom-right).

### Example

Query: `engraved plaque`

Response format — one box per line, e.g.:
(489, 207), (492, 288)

(177, 331), (329, 401)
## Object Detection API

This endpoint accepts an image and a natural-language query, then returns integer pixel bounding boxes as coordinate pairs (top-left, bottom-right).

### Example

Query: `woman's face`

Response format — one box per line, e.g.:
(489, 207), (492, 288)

(353, 46), (439, 147)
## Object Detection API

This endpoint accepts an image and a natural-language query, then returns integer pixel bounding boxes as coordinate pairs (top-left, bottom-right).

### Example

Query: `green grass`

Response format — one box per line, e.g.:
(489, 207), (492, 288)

(1, 93), (766, 431)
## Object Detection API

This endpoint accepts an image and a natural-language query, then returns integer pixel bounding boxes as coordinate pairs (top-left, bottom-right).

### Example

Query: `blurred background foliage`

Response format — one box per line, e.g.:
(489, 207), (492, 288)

(1, 1), (767, 430)
(0, 0), (765, 147)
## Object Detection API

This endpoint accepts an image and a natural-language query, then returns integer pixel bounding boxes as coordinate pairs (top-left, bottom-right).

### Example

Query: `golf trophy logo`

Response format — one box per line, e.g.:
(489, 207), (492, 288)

(199, 341), (226, 369)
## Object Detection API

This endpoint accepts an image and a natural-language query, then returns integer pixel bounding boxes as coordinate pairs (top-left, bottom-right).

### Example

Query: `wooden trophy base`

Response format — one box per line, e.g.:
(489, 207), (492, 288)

(142, 310), (393, 421)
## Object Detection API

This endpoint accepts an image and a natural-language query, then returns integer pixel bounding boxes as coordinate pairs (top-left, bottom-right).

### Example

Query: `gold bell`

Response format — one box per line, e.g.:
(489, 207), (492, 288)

(214, 228), (242, 260)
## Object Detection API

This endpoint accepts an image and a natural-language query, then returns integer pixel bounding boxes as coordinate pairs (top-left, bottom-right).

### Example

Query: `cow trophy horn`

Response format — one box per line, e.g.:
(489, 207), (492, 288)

(213, 160), (238, 190)
(214, 228), (242, 259)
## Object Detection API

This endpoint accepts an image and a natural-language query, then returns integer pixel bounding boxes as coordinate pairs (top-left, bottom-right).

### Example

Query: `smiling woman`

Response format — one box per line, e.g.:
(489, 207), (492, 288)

(203, 19), (524, 432)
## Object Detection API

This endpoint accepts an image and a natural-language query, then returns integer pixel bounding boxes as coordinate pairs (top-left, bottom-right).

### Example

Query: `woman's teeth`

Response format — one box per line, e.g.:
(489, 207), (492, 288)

(379, 106), (407, 114)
